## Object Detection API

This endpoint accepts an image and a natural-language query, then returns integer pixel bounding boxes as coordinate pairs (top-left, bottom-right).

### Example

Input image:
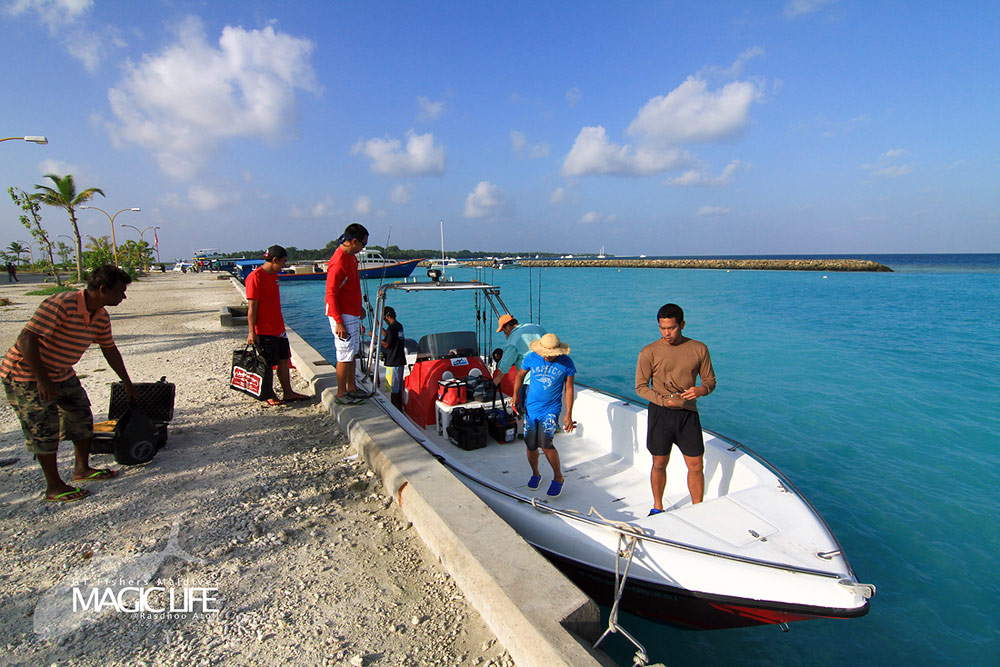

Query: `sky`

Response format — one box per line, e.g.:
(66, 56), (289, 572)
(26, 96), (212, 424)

(1, 0), (998, 261)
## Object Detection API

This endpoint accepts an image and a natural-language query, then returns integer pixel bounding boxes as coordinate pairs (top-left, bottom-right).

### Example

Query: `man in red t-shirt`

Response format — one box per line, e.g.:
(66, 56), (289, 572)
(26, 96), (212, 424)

(325, 223), (368, 405)
(246, 245), (309, 406)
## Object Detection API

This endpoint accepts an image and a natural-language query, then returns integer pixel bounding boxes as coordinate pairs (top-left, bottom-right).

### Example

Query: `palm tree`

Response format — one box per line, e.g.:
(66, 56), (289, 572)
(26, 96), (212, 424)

(33, 173), (104, 283)
(6, 241), (27, 265)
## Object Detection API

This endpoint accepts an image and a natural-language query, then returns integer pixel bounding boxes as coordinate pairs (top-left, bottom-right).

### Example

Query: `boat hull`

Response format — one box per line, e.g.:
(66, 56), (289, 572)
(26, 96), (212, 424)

(278, 258), (423, 281)
(542, 551), (869, 630)
(358, 258), (423, 279)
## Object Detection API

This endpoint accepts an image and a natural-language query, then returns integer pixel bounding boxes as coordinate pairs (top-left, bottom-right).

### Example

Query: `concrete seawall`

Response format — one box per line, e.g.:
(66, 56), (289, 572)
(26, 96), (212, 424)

(231, 279), (611, 667)
(461, 258), (892, 271)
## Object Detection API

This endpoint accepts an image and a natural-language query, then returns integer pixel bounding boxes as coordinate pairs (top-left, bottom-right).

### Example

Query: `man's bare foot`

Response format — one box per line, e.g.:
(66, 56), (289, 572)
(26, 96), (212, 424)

(283, 392), (310, 402)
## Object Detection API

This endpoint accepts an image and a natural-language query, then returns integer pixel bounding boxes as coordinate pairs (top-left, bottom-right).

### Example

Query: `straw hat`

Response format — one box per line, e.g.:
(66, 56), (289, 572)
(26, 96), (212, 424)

(529, 333), (570, 357)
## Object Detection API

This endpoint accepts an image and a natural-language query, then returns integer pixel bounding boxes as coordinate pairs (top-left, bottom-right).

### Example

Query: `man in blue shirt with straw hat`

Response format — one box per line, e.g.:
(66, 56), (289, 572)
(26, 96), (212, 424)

(512, 332), (576, 498)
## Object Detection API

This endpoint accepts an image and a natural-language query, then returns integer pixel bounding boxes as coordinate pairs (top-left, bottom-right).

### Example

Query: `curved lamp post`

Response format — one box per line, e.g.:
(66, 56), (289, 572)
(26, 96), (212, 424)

(56, 234), (76, 266)
(121, 224), (160, 271)
(0, 136), (48, 144)
(79, 206), (140, 267)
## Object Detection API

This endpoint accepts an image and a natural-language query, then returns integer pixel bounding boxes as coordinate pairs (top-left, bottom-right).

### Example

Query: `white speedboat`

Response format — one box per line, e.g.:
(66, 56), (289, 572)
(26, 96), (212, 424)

(358, 278), (874, 631)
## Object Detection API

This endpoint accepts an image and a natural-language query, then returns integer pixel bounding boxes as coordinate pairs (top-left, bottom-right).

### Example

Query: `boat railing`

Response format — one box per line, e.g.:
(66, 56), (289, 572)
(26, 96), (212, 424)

(576, 382), (858, 578)
(362, 383), (850, 581)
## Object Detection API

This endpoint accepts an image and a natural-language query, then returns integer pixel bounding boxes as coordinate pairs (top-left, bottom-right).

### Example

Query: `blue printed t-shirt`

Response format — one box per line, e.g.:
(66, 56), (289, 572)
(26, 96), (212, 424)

(521, 351), (576, 419)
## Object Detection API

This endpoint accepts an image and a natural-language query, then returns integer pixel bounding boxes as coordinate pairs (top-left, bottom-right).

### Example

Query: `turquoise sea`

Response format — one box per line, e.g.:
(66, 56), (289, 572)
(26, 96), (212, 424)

(280, 254), (1000, 666)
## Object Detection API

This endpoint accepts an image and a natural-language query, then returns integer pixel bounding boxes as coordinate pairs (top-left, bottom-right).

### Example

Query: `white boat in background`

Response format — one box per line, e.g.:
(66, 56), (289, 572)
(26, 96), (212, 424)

(597, 245), (607, 259)
(357, 278), (874, 633)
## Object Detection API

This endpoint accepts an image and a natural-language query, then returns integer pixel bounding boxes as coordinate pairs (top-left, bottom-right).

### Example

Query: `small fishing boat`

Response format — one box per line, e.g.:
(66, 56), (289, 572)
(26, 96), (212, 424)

(356, 277), (875, 633)
(277, 250), (425, 282)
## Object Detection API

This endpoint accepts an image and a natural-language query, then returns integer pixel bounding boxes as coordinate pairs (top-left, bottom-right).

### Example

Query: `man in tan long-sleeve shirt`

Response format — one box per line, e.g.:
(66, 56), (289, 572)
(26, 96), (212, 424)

(635, 303), (716, 513)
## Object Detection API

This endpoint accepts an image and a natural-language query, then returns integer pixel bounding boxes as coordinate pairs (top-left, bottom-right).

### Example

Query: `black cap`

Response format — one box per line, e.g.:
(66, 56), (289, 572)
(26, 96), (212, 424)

(265, 245), (287, 260)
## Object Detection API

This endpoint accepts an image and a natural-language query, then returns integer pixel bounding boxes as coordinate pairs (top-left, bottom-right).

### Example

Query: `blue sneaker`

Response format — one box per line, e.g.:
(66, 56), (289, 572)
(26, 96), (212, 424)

(546, 480), (564, 498)
(648, 508), (664, 516)
(527, 475), (542, 490)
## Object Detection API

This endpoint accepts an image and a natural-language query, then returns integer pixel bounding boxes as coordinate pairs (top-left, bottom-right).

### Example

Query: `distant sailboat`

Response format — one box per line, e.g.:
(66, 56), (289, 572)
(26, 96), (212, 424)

(596, 245), (607, 259)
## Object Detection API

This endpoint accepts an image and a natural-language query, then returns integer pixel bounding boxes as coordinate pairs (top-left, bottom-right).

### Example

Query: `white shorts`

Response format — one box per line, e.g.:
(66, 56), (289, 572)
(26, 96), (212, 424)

(329, 314), (361, 362)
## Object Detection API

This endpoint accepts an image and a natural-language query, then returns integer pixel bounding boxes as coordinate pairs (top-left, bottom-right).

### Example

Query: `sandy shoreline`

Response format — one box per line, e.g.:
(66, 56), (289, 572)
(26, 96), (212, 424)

(0, 273), (510, 666)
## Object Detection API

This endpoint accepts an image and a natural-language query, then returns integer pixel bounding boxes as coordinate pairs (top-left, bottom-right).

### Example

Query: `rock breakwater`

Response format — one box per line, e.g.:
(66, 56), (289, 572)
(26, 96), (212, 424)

(463, 258), (892, 272)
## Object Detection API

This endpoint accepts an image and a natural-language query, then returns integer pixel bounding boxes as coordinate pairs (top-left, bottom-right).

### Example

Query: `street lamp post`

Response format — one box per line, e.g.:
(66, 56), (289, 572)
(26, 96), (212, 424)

(0, 136), (48, 144)
(79, 206), (140, 267)
(121, 224), (160, 271)
(56, 234), (76, 266)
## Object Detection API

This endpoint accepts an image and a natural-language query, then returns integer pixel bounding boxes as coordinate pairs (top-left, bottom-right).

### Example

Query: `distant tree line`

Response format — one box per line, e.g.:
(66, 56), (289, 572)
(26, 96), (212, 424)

(228, 242), (566, 262)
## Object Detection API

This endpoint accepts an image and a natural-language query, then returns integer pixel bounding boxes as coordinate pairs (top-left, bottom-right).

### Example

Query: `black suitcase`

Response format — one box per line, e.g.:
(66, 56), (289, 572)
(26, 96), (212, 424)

(92, 377), (175, 465)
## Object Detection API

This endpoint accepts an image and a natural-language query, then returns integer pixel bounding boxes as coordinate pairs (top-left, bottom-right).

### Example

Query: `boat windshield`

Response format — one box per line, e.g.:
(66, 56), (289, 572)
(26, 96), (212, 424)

(416, 331), (478, 362)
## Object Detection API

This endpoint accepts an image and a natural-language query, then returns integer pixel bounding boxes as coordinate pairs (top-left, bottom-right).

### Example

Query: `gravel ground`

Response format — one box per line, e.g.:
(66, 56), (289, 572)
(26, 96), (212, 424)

(0, 272), (509, 667)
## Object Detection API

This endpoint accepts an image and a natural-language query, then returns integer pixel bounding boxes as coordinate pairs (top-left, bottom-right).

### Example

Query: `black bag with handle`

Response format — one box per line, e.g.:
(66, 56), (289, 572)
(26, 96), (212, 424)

(230, 344), (273, 400)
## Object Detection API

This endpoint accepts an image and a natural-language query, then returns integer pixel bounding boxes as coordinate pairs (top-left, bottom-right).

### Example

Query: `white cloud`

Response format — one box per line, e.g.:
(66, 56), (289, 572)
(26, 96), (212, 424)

(669, 160), (745, 187)
(697, 205), (730, 217)
(352, 130), (446, 175)
(872, 164), (912, 178)
(464, 181), (510, 219)
(6, 0), (92, 28)
(701, 47), (764, 79)
(188, 184), (232, 211)
(510, 130), (550, 159)
(627, 77), (761, 146)
(417, 95), (445, 120)
(549, 187), (569, 204)
(785, 0), (838, 17)
(579, 211), (616, 225)
(106, 17), (318, 180)
(562, 73), (760, 178)
(861, 149), (913, 178)
(562, 126), (689, 177)
(389, 183), (412, 205)
(290, 196), (335, 218)
(566, 87), (581, 107)
(37, 159), (84, 180)
(6, 0), (126, 72)
(354, 195), (373, 215)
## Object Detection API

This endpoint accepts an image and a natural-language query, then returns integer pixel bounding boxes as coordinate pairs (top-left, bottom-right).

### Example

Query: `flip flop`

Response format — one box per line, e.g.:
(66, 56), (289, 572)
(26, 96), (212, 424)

(283, 393), (310, 402)
(45, 487), (91, 502)
(74, 468), (117, 482)
(648, 508), (665, 516)
(265, 397), (286, 406)
(335, 395), (364, 406)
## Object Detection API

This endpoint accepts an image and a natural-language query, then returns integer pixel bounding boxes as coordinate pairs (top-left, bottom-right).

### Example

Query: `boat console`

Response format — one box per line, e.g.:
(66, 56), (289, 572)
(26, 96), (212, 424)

(404, 332), (492, 427)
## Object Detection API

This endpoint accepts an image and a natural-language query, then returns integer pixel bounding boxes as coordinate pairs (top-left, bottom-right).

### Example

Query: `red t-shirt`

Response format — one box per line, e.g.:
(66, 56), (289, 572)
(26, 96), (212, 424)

(245, 267), (285, 336)
(325, 248), (362, 321)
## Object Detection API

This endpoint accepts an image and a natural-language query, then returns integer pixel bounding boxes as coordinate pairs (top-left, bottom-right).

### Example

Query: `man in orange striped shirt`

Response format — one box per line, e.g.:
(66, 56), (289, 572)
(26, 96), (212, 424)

(1, 265), (137, 502)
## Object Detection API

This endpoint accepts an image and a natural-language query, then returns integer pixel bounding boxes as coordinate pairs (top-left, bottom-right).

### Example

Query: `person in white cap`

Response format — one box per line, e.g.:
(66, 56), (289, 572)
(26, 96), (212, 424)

(511, 332), (576, 498)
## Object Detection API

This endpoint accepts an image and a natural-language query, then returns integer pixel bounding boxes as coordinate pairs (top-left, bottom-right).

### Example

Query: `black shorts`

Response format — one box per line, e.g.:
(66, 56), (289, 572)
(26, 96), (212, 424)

(257, 335), (291, 366)
(646, 403), (704, 458)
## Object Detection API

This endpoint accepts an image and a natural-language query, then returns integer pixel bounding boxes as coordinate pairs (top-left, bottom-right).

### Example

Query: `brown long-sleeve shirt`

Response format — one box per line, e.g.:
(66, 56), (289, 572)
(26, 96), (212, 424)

(635, 336), (716, 412)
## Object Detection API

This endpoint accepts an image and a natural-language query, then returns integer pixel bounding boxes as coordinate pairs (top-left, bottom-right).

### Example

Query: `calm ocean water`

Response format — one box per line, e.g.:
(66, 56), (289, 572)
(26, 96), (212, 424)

(281, 254), (1000, 666)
